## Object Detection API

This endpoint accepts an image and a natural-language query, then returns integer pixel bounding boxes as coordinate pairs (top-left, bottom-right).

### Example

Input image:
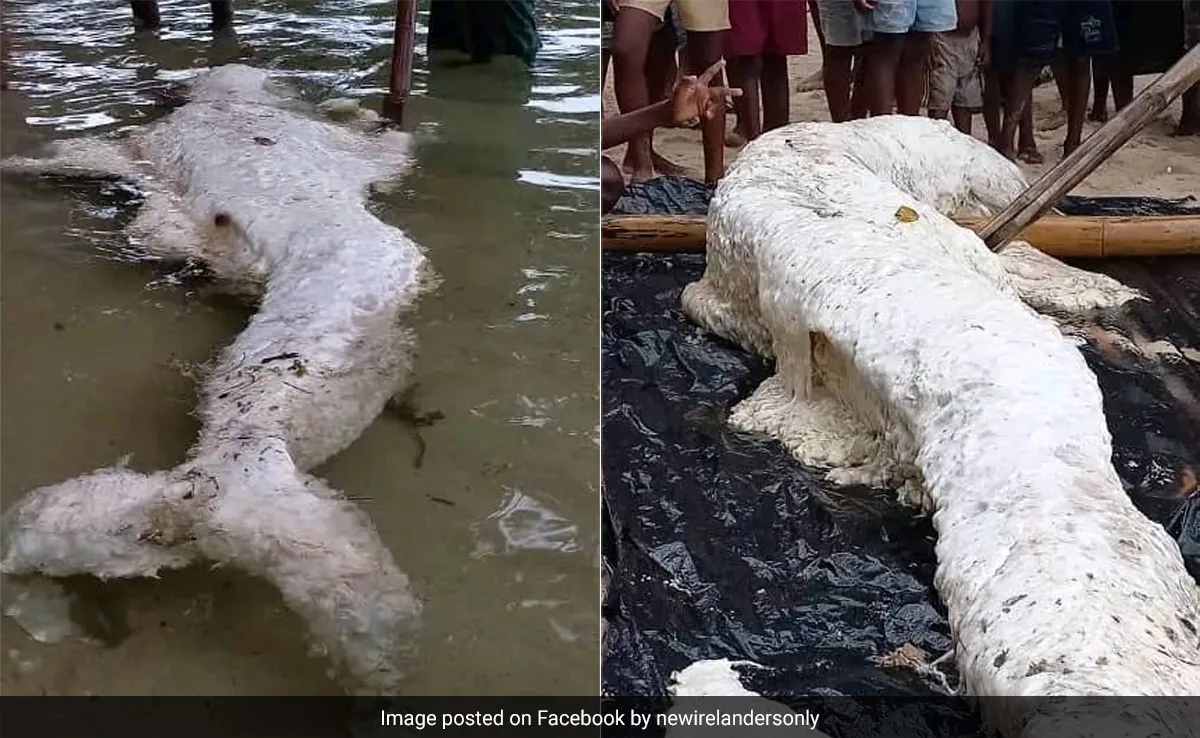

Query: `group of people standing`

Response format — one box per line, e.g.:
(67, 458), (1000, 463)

(602, 0), (1200, 189)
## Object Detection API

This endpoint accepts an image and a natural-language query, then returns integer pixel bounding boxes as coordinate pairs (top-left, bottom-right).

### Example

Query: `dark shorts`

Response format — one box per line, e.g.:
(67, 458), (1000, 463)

(1008, 0), (1118, 66)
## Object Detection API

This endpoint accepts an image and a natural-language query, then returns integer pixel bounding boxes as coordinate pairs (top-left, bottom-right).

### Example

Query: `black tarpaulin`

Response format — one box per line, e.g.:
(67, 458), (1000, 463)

(601, 181), (1200, 726)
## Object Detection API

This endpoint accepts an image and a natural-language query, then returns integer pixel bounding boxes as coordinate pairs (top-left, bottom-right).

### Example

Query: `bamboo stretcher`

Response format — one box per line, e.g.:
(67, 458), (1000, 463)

(601, 213), (1200, 258)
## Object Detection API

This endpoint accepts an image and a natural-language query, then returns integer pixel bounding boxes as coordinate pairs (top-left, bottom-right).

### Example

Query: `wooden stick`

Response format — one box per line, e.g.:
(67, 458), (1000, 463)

(384, 0), (418, 123)
(978, 45), (1200, 251)
(601, 213), (1200, 258)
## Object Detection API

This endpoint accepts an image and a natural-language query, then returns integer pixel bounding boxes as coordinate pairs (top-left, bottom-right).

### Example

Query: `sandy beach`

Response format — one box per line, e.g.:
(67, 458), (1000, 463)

(603, 23), (1200, 199)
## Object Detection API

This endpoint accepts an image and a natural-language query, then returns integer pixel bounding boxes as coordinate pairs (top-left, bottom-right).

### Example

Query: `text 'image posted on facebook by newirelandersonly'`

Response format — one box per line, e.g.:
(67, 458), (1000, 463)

(600, 0), (1200, 734)
(0, 0), (602, 697)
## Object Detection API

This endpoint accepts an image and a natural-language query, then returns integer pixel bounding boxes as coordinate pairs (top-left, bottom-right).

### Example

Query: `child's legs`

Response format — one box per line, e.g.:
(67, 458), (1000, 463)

(983, 66), (1003, 143)
(815, 0), (866, 121)
(904, 0), (957, 115)
(611, 2), (663, 178)
(761, 54), (790, 132)
(1060, 1), (1117, 152)
(758, 0), (806, 131)
(862, 0), (916, 115)
(681, 24), (729, 181)
(727, 55), (763, 139)
(951, 47), (983, 135)
(926, 34), (956, 118)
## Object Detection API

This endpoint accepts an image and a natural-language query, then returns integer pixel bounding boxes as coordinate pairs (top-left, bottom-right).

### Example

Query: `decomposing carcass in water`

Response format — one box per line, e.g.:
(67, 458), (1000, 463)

(0, 64), (435, 693)
(681, 116), (1200, 733)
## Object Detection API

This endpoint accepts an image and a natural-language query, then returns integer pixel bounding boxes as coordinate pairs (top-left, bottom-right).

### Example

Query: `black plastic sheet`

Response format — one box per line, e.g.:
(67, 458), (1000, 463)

(601, 181), (1200, 725)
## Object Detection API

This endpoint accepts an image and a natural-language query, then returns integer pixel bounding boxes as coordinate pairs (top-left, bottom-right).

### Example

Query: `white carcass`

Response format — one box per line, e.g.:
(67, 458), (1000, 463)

(681, 116), (1200, 734)
(1, 64), (434, 693)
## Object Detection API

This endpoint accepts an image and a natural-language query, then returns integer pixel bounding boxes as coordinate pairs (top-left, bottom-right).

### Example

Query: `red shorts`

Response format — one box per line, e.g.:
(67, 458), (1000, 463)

(726, 0), (808, 57)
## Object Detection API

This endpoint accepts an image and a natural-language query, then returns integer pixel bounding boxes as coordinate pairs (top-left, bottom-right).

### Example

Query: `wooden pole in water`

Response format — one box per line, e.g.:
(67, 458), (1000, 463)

(600, 213), (1200, 259)
(385, 0), (418, 123)
(978, 45), (1200, 251)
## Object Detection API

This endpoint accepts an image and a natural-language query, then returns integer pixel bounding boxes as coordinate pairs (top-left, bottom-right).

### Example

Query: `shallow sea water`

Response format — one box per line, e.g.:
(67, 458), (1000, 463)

(0, 0), (599, 695)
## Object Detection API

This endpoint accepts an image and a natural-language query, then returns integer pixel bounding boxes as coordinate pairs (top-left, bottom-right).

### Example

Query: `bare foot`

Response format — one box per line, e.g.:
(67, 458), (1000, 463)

(1017, 147), (1044, 164)
(1173, 117), (1200, 136)
(651, 151), (689, 177)
(621, 151), (654, 182)
(724, 129), (748, 147)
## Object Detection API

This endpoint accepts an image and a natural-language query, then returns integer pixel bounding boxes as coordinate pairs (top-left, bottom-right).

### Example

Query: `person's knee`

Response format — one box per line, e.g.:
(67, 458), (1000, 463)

(867, 33), (905, 61)
(612, 13), (655, 62)
(601, 157), (625, 214)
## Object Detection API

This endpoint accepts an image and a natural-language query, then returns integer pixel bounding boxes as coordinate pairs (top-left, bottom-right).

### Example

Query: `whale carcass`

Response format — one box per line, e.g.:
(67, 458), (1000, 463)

(1, 64), (434, 693)
(681, 117), (1200, 732)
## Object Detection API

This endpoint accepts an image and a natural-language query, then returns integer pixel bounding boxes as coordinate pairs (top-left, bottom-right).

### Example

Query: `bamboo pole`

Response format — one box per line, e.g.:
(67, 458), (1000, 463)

(978, 45), (1200, 251)
(600, 213), (1200, 258)
(384, 0), (418, 123)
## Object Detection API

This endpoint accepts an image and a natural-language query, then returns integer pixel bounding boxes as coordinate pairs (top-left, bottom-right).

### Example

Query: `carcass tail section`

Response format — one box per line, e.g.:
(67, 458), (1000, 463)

(193, 443), (422, 694)
(1, 136), (145, 183)
(0, 441), (421, 694)
(0, 465), (202, 580)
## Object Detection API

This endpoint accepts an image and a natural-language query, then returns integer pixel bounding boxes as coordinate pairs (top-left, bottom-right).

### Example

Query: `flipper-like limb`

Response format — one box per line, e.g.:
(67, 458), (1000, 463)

(2, 136), (146, 183)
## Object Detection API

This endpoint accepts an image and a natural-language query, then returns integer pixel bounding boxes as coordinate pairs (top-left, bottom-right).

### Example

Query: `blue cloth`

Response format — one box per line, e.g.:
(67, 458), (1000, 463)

(867, 0), (957, 35)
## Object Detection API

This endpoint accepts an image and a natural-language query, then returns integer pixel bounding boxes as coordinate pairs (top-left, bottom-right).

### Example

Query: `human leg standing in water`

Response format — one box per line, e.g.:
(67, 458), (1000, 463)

(999, 0), (1116, 160)
(727, 0), (808, 144)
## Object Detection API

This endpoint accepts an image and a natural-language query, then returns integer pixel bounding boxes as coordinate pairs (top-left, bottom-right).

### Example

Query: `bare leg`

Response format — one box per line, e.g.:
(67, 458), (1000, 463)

(611, 8), (658, 181)
(863, 33), (905, 116)
(1017, 96), (1042, 163)
(983, 67), (1002, 145)
(726, 55), (761, 144)
(1108, 57), (1133, 112)
(210, 1), (233, 31)
(1089, 56), (1110, 122)
(1176, 82), (1200, 136)
(823, 45), (857, 122)
(798, 1), (827, 91)
(896, 31), (933, 116)
(645, 26), (687, 175)
(130, 0), (161, 31)
(685, 31), (727, 182)
(1060, 52), (1091, 156)
(951, 105), (972, 135)
(761, 53), (790, 132)
(601, 156), (625, 214)
(850, 49), (869, 118)
(998, 63), (1036, 160)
